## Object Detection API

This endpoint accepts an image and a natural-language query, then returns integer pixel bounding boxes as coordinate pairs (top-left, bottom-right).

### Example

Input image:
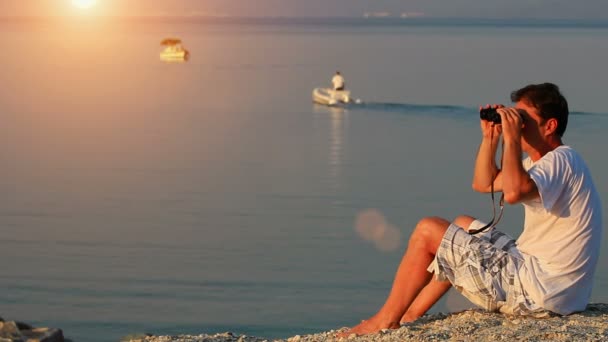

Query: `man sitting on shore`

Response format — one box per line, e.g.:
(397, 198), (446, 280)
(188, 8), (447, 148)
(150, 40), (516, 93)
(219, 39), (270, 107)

(340, 82), (603, 336)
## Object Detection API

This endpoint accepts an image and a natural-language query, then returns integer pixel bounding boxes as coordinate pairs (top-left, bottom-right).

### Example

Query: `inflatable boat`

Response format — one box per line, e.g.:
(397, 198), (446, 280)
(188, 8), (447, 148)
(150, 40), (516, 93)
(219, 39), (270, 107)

(312, 88), (352, 106)
(160, 38), (190, 62)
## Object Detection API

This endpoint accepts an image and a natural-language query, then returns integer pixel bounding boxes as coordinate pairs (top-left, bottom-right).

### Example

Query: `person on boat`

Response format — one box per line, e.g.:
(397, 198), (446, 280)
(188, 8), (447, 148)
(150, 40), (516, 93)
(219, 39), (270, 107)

(339, 82), (602, 336)
(332, 71), (345, 91)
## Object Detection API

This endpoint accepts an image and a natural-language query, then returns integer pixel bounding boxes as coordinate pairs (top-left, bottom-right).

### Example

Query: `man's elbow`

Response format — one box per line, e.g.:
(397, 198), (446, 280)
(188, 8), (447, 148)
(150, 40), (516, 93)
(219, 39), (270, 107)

(503, 191), (522, 204)
(472, 183), (490, 193)
(504, 180), (537, 204)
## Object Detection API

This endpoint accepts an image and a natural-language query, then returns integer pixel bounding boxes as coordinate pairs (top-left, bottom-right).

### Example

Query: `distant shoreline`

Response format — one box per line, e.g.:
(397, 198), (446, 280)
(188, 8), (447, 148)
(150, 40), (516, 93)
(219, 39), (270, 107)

(2, 16), (608, 29)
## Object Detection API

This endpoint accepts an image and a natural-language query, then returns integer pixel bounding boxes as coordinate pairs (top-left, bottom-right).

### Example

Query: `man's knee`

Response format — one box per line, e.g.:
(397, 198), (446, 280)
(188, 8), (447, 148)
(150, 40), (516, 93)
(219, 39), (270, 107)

(411, 217), (450, 250)
(452, 215), (477, 232)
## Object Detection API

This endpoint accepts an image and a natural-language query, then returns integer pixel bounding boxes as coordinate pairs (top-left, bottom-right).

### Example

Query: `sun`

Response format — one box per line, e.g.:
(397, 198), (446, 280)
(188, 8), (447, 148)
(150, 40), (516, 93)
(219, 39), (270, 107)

(72, 0), (97, 9)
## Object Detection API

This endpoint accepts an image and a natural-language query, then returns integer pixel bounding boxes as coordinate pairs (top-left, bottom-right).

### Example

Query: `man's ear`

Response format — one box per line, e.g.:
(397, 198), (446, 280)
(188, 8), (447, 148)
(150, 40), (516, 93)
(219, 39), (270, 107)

(545, 118), (559, 136)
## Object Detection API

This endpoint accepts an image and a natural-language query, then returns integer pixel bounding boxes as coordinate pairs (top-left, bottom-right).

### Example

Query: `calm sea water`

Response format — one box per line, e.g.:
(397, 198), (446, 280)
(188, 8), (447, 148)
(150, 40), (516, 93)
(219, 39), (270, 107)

(1, 17), (608, 342)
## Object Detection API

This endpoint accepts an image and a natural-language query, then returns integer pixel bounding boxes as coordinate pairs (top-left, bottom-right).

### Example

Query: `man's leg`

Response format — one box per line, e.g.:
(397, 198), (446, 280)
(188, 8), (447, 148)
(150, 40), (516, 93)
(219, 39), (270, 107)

(339, 216), (451, 336)
(399, 215), (477, 323)
(399, 278), (452, 323)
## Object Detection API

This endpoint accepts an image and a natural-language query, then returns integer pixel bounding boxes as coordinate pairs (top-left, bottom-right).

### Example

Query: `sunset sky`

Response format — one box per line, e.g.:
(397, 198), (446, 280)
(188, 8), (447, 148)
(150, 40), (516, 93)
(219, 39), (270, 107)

(2, 0), (608, 19)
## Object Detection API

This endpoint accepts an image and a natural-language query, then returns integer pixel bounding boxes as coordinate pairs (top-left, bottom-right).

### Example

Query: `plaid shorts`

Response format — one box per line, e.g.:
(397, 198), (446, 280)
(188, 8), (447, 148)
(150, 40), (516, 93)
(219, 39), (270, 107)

(428, 221), (549, 317)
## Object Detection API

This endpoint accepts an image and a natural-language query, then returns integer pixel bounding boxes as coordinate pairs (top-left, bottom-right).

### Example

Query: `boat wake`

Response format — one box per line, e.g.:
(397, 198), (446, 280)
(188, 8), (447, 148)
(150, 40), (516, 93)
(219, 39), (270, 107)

(323, 101), (474, 118)
(313, 100), (607, 118)
(352, 102), (471, 114)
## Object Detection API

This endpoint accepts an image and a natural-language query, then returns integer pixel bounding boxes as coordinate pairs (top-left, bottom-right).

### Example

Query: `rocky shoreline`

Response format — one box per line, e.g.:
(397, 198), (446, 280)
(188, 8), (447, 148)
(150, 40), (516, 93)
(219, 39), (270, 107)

(5, 304), (607, 342)
(0, 317), (65, 342)
(124, 303), (608, 342)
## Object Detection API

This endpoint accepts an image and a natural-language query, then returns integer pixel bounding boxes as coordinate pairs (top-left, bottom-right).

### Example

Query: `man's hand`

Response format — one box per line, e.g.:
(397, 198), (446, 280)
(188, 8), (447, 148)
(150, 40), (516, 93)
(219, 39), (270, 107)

(479, 104), (503, 140)
(497, 107), (524, 144)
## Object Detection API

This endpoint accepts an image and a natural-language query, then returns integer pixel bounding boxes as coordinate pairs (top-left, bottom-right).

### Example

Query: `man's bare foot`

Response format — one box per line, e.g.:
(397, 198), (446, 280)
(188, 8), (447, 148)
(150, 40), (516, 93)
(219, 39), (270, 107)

(399, 312), (418, 325)
(335, 316), (400, 337)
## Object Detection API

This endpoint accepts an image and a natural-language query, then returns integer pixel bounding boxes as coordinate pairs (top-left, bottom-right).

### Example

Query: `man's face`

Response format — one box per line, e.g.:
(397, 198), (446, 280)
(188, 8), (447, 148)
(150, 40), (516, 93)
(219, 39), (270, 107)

(515, 100), (547, 153)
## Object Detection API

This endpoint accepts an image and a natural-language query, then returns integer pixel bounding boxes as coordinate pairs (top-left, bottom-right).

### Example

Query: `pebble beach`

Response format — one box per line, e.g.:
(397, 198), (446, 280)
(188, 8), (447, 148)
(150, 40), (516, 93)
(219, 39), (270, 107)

(125, 303), (608, 342)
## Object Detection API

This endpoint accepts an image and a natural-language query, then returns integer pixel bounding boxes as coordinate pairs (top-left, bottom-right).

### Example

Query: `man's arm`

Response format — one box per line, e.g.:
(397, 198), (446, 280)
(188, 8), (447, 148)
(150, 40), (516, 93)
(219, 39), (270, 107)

(472, 118), (503, 193)
(501, 141), (538, 203)
(498, 108), (539, 204)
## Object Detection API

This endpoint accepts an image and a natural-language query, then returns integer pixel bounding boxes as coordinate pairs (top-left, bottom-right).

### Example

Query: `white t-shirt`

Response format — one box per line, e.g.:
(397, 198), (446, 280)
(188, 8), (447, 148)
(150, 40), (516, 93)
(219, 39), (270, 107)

(332, 74), (345, 90)
(518, 145), (603, 315)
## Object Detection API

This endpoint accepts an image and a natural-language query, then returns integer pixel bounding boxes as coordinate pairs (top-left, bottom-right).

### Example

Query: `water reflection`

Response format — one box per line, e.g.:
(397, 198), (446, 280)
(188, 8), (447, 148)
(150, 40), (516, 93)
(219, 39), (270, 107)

(313, 104), (347, 194)
(329, 107), (346, 191)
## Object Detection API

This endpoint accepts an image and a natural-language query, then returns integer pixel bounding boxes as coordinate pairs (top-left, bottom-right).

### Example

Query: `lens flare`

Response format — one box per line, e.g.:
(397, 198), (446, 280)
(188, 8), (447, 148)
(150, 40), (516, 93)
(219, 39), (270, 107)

(355, 209), (402, 252)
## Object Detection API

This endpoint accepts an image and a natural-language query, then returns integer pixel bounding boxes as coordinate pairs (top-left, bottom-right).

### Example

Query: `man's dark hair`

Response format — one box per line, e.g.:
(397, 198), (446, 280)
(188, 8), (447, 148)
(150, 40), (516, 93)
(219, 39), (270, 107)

(510, 82), (569, 137)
